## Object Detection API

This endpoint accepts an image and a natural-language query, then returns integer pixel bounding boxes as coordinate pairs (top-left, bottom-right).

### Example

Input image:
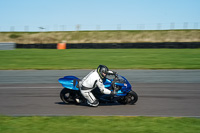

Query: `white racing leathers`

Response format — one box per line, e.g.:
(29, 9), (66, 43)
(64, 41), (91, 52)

(80, 70), (112, 107)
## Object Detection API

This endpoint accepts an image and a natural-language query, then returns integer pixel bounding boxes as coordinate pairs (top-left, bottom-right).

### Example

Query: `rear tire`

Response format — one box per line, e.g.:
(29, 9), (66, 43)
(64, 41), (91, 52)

(60, 88), (75, 104)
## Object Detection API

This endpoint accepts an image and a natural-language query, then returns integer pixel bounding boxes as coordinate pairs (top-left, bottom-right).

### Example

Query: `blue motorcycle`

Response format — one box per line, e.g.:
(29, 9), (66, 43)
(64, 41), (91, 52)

(58, 73), (138, 105)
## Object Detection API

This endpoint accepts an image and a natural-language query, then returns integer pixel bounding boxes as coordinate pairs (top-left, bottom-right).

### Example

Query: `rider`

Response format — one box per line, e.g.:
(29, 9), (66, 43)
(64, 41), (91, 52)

(79, 65), (116, 107)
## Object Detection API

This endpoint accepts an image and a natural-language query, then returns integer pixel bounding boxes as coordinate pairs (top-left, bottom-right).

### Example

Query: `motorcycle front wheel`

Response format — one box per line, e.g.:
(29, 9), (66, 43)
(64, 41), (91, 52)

(118, 91), (138, 105)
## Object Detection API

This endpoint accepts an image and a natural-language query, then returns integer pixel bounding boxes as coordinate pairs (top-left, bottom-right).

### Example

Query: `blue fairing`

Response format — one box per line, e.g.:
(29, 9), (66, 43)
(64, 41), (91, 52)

(104, 78), (112, 88)
(58, 76), (80, 90)
(104, 75), (132, 96)
(121, 76), (132, 94)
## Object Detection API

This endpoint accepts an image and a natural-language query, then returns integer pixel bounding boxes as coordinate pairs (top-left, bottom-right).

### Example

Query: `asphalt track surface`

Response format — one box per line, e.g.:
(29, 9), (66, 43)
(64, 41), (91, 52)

(0, 70), (200, 117)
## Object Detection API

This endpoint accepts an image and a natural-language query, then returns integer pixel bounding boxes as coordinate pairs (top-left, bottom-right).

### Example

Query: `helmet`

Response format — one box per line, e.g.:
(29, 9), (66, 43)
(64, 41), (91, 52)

(97, 65), (109, 79)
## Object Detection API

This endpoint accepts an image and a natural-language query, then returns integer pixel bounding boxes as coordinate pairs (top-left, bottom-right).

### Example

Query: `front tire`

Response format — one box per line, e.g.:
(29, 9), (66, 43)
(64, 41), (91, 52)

(127, 91), (138, 104)
(118, 91), (138, 105)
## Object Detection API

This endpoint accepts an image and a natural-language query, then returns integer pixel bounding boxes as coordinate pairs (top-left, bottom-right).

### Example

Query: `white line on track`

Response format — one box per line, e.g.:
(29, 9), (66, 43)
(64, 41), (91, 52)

(0, 86), (200, 92)
(0, 86), (60, 89)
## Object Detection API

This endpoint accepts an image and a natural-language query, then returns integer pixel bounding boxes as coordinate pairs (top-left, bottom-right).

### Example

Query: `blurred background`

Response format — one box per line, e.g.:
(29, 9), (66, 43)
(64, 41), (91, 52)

(0, 0), (200, 44)
(1, 22), (199, 32)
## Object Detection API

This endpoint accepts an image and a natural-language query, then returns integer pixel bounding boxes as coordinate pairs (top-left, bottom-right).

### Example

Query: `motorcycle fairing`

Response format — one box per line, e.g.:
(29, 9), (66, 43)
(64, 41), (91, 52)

(58, 76), (80, 90)
(104, 75), (132, 96)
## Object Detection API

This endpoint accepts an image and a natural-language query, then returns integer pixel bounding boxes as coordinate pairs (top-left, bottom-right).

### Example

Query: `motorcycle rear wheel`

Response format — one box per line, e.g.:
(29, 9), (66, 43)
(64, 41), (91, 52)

(60, 88), (76, 104)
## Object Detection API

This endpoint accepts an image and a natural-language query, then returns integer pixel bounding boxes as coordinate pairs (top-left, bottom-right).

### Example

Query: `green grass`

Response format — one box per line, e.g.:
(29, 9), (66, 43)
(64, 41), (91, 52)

(0, 49), (200, 70)
(0, 116), (200, 133)
(1, 30), (200, 43)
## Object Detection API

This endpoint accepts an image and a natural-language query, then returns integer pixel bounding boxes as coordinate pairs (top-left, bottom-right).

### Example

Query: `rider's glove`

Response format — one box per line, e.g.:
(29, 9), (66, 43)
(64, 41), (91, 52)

(107, 70), (117, 75)
(113, 71), (117, 75)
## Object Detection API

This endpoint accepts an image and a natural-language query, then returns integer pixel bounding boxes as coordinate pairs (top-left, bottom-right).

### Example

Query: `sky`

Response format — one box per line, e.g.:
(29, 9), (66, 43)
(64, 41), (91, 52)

(0, 0), (200, 31)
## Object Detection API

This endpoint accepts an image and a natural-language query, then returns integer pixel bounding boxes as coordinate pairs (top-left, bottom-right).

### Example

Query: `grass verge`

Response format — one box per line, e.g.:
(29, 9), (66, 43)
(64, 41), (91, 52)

(0, 116), (200, 133)
(1, 30), (200, 43)
(0, 49), (200, 70)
